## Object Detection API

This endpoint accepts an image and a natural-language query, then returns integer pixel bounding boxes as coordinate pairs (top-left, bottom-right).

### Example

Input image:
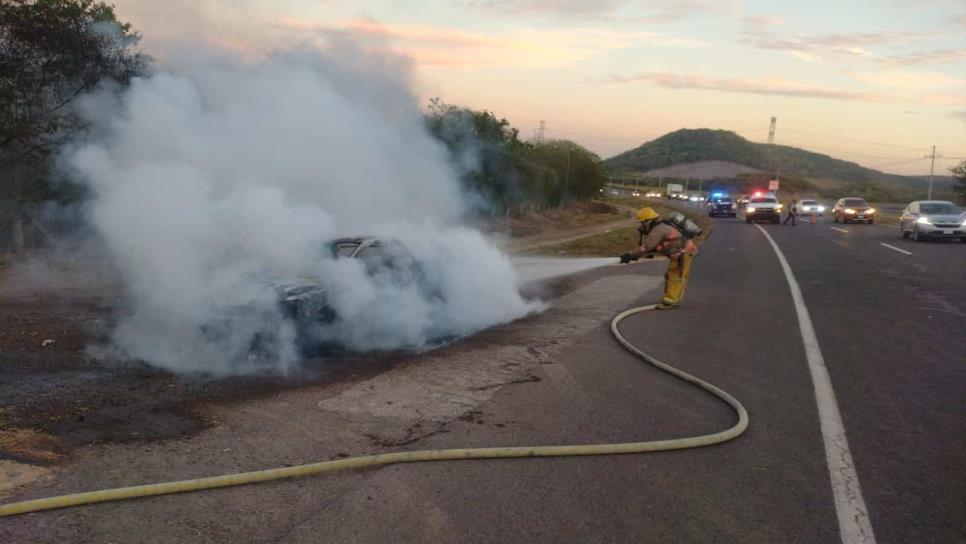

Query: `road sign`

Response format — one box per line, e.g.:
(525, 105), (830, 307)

(768, 180), (780, 191)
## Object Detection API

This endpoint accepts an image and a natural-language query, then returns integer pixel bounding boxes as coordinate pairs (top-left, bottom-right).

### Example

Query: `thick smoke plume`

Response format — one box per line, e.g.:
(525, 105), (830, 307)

(67, 48), (538, 375)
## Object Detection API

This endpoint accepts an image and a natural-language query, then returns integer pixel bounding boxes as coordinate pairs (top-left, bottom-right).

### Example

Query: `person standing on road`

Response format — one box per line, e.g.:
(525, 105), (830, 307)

(784, 199), (797, 226)
(619, 207), (698, 310)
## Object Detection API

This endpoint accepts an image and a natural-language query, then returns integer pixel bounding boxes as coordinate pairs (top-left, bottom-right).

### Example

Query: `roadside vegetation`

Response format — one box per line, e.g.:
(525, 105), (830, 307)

(425, 99), (607, 216)
(535, 198), (712, 257)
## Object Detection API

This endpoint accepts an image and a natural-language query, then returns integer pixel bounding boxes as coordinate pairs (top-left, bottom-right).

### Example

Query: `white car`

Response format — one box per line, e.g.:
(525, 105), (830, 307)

(631, 191), (641, 197)
(793, 199), (825, 216)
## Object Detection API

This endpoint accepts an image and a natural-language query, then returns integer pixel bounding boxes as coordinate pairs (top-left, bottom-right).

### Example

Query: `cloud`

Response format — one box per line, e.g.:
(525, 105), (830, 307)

(921, 93), (966, 106)
(460, 0), (718, 23)
(604, 71), (882, 101)
(742, 15), (784, 26)
(458, 0), (628, 21)
(273, 16), (708, 69)
(633, 1), (720, 24)
(852, 70), (966, 91)
(878, 47), (966, 66)
(948, 110), (966, 121)
(740, 16), (929, 62)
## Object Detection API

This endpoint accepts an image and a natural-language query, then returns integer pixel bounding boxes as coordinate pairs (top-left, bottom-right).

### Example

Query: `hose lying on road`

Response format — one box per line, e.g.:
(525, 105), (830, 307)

(0, 304), (748, 518)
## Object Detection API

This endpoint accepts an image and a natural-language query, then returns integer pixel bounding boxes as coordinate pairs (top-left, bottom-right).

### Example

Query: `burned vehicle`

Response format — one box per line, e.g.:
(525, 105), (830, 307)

(206, 237), (438, 361)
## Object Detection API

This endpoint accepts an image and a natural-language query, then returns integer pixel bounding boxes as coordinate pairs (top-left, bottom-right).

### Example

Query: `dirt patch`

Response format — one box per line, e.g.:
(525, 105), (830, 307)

(0, 460), (52, 500)
(0, 428), (67, 465)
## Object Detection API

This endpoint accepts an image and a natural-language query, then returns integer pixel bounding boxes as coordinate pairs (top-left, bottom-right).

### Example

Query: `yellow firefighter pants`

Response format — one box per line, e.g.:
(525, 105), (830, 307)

(662, 253), (694, 306)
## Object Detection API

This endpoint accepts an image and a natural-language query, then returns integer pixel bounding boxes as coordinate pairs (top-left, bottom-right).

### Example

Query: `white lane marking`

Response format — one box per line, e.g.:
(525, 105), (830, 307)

(830, 227), (849, 233)
(754, 224), (877, 544)
(879, 243), (913, 256)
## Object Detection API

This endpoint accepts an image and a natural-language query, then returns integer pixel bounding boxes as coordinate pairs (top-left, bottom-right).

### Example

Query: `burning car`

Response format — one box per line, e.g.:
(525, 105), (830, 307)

(206, 237), (438, 360)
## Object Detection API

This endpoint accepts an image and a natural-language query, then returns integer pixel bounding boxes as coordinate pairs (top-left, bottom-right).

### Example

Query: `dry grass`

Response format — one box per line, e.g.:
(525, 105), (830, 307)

(536, 198), (713, 257)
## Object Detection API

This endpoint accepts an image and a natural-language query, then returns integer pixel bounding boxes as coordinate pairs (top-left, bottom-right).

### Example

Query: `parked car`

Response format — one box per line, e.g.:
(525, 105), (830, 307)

(744, 195), (782, 223)
(832, 197), (875, 224)
(899, 201), (966, 242)
(792, 199), (825, 216)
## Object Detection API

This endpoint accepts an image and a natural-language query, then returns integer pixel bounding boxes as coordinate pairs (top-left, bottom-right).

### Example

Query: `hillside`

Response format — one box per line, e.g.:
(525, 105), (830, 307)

(604, 129), (943, 188)
(640, 160), (763, 180)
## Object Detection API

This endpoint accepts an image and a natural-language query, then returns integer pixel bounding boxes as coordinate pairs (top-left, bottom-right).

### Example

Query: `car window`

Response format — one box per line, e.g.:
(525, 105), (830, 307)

(843, 198), (868, 207)
(800, 200), (816, 206)
(920, 203), (961, 214)
(332, 241), (360, 257)
(750, 197), (776, 204)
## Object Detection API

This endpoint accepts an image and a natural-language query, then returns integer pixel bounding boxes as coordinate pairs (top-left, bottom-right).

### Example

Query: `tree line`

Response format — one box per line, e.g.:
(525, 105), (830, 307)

(425, 98), (606, 215)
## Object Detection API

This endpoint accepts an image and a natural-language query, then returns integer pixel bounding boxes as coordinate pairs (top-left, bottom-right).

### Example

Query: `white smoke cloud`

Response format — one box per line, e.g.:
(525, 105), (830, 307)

(66, 46), (539, 375)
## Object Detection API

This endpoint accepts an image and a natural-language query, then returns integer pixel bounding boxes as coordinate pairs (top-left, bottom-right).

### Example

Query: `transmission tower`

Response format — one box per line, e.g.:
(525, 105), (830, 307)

(537, 120), (546, 144)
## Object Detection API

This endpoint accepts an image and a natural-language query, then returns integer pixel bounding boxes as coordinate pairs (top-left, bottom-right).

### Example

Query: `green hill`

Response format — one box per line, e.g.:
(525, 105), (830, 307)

(603, 129), (951, 200)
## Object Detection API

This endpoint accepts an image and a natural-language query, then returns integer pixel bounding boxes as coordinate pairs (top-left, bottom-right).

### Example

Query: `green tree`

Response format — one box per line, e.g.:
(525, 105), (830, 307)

(1, 0), (147, 251)
(951, 160), (966, 203)
(531, 140), (607, 203)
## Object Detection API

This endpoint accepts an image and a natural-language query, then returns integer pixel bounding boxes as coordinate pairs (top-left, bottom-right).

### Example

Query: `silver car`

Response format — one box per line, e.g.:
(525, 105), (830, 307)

(899, 201), (966, 242)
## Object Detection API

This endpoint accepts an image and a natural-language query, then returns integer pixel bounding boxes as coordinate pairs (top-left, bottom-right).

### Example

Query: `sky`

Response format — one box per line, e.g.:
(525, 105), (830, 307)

(110, 0), (966, 176)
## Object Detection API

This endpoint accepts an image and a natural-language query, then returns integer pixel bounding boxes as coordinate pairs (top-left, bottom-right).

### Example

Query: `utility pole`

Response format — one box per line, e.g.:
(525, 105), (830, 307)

(564, 146), (571, 204)
(767, 116), (777, 172)
(537, 120), (545, 144)
(924, 145), (942, 200)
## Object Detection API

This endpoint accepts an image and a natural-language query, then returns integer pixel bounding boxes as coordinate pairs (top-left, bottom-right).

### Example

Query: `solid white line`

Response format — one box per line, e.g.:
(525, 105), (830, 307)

(879, 243), (913, 256)
(754, 224), (877, 544)
(829, 227), (849, 233)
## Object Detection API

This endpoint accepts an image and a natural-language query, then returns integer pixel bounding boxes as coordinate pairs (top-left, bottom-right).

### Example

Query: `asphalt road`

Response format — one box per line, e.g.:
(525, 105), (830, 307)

(3, 216), (964, 543)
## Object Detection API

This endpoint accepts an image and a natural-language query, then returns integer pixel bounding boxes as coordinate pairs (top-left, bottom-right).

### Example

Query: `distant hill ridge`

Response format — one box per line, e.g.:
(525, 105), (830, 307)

(603, 128), (936, 185)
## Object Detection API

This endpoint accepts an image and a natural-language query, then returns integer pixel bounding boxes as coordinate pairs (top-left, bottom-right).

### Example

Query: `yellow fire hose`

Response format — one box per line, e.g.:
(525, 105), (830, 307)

(0, 304), (748, 517)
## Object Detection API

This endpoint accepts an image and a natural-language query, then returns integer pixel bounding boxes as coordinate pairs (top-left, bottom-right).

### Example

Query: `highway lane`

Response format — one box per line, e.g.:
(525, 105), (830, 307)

(737, 216), (966, 543)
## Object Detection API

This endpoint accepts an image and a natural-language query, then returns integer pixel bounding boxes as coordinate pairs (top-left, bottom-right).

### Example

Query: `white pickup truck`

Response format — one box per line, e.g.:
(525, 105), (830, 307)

(744, 195), (783, 224)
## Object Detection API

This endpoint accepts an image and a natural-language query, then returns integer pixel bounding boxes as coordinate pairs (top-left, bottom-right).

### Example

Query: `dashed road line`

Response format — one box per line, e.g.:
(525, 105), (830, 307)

(880, 243), (913, 256)
(830, 227), (849, 234)
(755, 224), (877, 544)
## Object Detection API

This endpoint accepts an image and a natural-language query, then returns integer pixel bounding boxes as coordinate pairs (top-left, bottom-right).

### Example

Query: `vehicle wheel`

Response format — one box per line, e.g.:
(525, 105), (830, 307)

(868, 219), (874, 224)
(961, 237), (966, 243)
(745, 217), (752, 224)
(773, 217), (780, 224)
(901, 229), (909, 239)
(833, 215), (839, 223)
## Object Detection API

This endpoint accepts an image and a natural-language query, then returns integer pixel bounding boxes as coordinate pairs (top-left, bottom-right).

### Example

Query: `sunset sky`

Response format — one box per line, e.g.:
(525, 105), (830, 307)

(112, 0), (966, 175)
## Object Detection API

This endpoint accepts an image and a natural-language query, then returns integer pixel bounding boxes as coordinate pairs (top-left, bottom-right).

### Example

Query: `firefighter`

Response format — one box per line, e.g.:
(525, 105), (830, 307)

(619, 207), (698, 310)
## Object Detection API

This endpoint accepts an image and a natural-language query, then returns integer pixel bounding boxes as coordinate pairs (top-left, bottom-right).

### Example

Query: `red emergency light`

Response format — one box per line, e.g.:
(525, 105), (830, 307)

(753, 191), (763, 197)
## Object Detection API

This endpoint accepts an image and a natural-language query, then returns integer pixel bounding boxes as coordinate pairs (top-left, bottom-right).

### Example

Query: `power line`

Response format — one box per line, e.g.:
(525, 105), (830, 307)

(778, 127), (926, 152)
(867, 157), (925, 169)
